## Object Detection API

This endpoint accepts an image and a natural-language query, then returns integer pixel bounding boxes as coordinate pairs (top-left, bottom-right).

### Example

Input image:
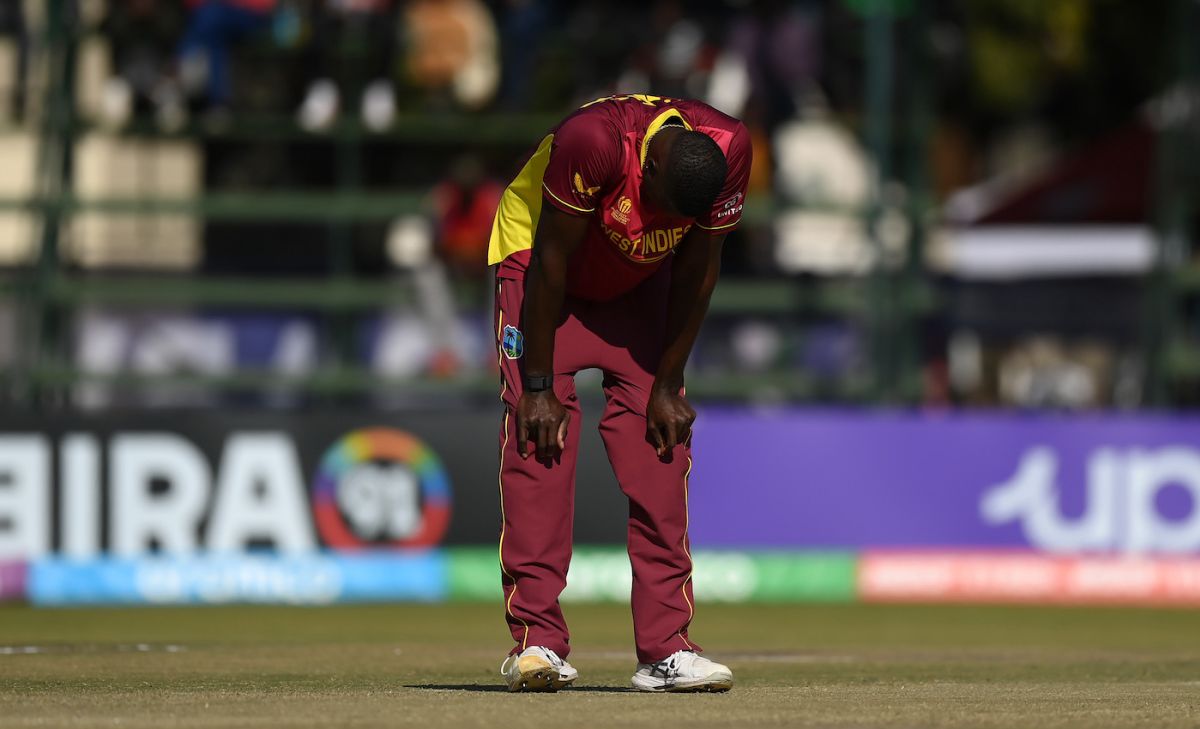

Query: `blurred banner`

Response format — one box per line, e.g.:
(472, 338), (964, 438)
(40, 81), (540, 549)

(859, 552), (1200, 606)
(0, 561), (25, 601)
(446, 547), (856, 604)
(5, 409), (1200, 606)
(31, 552), (448, 605)
(0, 409), (628, 561)
(27, 548), (858, 607)
(690, 410), (1200, 554)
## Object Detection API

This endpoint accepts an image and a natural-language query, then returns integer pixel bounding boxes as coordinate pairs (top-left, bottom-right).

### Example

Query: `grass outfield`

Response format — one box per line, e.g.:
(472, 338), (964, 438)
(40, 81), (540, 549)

(1, 602), (1198, 728)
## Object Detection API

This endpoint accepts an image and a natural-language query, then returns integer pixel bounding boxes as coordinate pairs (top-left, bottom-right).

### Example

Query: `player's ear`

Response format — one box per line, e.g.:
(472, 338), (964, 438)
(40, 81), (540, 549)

(643, 157), (658, 178)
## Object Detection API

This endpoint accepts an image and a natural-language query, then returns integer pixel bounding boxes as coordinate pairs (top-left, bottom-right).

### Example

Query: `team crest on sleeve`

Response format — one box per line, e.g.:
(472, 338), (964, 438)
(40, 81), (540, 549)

(574, 172), (600, 197)
(501, 325), (525, 359)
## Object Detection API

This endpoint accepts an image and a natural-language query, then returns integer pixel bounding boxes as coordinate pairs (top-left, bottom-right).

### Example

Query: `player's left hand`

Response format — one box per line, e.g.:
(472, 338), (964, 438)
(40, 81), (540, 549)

(646, 384), (695, 457)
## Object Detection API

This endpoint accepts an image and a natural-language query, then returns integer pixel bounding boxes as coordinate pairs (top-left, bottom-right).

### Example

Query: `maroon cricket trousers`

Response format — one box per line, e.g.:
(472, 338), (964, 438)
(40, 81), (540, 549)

(494, 265), (700, 664)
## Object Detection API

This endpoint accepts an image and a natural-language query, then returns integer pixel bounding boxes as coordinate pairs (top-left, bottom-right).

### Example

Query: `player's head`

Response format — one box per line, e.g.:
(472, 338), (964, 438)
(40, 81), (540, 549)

(641, 127), (728, 218)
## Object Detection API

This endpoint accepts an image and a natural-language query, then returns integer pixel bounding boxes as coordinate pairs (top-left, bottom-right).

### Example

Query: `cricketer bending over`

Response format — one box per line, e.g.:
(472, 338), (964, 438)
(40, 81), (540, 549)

(489, 94), (750, 693)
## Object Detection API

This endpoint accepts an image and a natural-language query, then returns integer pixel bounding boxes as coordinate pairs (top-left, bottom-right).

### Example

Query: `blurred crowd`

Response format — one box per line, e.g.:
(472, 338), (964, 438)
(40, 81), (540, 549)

(0, 0), (1190, 410)
(11, 0), (830, 136)
(94, 0), (501, 130)
(0, 0), (1175, 207)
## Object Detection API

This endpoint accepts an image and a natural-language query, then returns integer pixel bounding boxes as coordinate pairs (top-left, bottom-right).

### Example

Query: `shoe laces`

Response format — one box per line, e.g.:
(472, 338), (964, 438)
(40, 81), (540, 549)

(649, 649), (694, 679)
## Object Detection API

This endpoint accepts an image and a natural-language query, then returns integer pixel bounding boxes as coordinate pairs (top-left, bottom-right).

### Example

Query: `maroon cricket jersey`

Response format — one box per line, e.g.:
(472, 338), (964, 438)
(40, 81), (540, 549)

(487, 95), (751, 302)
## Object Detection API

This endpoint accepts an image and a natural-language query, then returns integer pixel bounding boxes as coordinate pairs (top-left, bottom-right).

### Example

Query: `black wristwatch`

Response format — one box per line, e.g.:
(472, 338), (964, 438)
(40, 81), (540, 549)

(525, 374), (553, 392)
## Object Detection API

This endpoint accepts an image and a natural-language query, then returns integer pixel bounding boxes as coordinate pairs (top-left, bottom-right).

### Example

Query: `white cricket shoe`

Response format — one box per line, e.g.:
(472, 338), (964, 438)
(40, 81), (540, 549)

(631, 650), (733, 693)
(500, 646), (578, 692)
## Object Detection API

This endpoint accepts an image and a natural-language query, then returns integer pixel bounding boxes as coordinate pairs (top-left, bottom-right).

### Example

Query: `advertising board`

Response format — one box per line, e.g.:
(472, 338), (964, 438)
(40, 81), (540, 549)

(6, 408), (1200, 606)
(690, 410), (1200, 554)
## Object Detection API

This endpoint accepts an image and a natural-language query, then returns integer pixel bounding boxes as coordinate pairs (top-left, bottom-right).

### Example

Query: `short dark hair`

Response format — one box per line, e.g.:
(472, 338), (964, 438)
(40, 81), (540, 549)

(664, 130), (728, 218)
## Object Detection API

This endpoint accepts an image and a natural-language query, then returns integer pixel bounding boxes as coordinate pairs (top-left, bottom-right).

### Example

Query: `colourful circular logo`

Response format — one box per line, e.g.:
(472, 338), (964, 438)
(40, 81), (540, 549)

(312, 428), (452, 550)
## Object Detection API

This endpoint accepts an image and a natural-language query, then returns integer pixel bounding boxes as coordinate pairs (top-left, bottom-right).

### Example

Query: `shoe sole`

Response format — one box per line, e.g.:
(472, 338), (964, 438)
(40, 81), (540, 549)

(507, 656), (574, 693)
(631, 676), (733, 693)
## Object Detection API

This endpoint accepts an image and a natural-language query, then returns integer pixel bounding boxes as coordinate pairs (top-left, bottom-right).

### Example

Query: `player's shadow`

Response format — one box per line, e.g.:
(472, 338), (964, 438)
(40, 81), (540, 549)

(405, 684), (634, 693)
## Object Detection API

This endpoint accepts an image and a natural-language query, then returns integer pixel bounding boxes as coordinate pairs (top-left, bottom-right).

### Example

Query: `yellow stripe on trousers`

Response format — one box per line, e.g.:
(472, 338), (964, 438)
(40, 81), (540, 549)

(496, 290), (529, 649)
(677, 452), (695, 650)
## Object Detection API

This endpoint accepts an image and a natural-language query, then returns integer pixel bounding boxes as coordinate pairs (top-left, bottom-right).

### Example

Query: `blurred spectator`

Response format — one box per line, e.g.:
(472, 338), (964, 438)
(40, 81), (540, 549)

(559, 1), (641, 102)
(171, 0), (277, 124)
(403, 0), (498, 110)
(380, 216), (465, 378)
(431, 155), (501, 280)
(99, 0), (186, 128)
(0, 0), (27, 123)
(996, 337), (1114, 410)
(494, 0), (547, 110)
(296, 0), (400, 132)
(619, 0), (715, 100)
(711, 0), (822, 131)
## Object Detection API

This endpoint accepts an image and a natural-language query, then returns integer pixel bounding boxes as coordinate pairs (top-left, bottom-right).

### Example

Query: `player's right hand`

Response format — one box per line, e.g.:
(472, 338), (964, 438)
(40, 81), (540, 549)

(516, 390), (569, 461)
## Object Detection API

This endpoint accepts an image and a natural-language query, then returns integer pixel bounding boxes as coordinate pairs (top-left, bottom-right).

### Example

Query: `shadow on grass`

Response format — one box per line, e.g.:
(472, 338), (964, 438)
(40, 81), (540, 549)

(405, 684), (635, 694)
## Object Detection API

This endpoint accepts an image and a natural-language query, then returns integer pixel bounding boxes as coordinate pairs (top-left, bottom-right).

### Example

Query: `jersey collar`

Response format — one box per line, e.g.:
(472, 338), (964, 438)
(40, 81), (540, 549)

(639, 108), (693, 167)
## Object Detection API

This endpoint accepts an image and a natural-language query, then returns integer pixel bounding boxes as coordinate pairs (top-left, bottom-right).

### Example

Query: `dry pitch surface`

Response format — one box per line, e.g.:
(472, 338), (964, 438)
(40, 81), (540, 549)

(1, 602), (1198, 728)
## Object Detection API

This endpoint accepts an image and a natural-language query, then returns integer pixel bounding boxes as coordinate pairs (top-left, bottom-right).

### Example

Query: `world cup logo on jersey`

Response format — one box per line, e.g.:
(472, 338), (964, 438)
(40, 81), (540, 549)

(611, 195), (632, 225)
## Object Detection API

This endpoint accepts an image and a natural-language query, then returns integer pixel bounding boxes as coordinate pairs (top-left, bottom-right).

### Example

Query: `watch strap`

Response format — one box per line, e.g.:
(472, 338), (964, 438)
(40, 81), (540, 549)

(525, 374), (553, 392)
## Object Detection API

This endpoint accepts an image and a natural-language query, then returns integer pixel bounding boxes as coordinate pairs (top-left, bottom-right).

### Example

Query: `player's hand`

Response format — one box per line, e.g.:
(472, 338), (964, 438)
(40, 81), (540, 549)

(516, 389), (569, 461)
(646, 384), (695, 457)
